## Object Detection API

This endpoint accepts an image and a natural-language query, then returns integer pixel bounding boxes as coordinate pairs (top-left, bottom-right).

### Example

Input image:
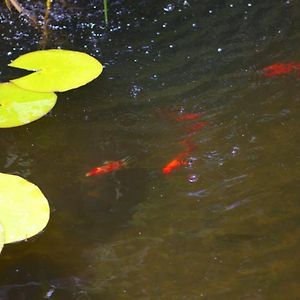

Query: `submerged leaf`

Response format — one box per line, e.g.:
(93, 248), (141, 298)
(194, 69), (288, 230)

(0, 173), (50, 244)
(0, 82), (57, 128)
(9, 49), (103, 92)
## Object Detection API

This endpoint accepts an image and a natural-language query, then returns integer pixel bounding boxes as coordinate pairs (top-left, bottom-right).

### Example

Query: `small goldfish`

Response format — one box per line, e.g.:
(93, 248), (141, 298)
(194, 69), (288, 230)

(162, 157), (188, 174)
(162, 140), (196, 174)
(176, 112), (203, 122)
(185, 121), (209, 134)
(262, 63), (300, 78)
(86, 156), (133, 177)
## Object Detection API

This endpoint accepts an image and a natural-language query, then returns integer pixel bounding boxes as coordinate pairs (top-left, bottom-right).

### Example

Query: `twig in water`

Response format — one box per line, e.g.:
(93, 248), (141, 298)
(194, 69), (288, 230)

(4, 0), (37, 25)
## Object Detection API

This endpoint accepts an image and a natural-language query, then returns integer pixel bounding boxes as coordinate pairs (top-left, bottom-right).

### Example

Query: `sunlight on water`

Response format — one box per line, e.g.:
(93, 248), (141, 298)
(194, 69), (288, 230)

(0, 0), (300, 299)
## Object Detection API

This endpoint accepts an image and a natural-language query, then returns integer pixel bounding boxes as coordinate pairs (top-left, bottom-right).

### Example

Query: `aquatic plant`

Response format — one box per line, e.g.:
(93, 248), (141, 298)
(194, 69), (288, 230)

(9, 49), (103, 92)
(0, 49), (103, 253)
(5, 0), (24, 14)
(0, 49), (102, 128)
(0, 173), (50, 252)
(0, 223), (3, 254)
(103, 0), (108, 24)
(0, 82), (57, 128)
(4, 0), (36, 23)
(4, 0), (109, 24)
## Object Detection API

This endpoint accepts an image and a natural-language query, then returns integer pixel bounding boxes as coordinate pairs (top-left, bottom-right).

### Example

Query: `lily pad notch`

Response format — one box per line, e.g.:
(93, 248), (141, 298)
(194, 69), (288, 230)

(9, 49), (103, 92)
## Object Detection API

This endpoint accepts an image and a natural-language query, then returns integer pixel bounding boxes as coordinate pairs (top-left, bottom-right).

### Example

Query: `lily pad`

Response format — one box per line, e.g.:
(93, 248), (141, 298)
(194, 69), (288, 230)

(0, 82), (57, 128)
(0, 223), (4, 254)
(0, 173), (50, 244)
(9, 49), (103, 92)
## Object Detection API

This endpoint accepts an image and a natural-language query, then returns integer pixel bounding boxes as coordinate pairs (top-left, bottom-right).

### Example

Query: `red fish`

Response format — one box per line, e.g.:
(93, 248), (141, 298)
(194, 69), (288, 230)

(262, 63), (300, 78)
(86, 156), (132, 177)
(162, 140), (196, 174)
(176, 112), (203, 122)
(162, 157), (189, 174)
(185, 121), (209, 134)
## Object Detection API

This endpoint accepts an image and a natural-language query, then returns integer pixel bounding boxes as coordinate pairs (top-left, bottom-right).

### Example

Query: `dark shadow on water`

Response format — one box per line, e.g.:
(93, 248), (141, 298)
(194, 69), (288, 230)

(0, 165), (149, 299)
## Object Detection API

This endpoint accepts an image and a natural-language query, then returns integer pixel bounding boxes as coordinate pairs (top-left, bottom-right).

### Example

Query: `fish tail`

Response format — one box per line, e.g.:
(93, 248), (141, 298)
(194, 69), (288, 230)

(120, 156), (136, 168)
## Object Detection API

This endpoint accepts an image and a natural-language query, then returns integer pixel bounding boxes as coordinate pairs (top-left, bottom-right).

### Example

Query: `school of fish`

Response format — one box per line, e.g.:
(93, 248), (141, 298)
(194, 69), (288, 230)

(86, 62), (297, 177)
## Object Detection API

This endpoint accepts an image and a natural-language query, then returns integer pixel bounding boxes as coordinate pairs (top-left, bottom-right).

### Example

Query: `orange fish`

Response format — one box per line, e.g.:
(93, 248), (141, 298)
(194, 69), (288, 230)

(162, 140), (196, 174)
(185, 121), (209, 134)
(262, 63), (300, 78)
(86, 156), (133, 177)
(162, 157), (188, 174)
(176, 112), (203, 122)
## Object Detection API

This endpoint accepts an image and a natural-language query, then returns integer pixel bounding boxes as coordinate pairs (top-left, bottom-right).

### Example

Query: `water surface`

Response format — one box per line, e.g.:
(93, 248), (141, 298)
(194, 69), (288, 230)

(0, 0), (300, 299)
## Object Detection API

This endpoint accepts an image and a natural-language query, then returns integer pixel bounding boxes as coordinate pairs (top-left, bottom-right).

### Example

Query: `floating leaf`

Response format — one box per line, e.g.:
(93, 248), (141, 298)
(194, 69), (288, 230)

(9, 49), (103, 92)
(0, 82), (57, 128)
(0, 173), (50, 244)
(0, 223), (4, 254)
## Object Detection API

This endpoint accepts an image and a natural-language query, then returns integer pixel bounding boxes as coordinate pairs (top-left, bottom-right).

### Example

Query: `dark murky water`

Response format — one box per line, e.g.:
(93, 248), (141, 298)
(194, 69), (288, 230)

(1, 0), (300, 299)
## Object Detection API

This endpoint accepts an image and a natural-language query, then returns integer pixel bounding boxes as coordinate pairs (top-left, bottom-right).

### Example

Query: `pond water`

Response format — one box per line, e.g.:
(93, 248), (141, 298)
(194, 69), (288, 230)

(1, 0), (300, 299)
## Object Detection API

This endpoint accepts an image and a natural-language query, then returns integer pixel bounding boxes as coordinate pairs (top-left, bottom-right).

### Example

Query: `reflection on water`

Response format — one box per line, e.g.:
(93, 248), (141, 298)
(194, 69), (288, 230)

(1, 0), (300, 299)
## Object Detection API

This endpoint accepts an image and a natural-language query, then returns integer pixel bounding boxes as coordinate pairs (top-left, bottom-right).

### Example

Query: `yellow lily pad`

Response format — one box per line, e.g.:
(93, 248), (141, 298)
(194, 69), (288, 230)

(0, 223), (4, 254)
(9, 49), (103, 92)
(0, 173), (50, 244)
(0, 82), (57, 128)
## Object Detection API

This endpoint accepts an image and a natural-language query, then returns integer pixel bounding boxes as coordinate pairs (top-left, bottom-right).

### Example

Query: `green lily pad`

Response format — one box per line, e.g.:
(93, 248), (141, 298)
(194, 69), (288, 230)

(0, 173), (50, 244)
(9, 49), (103, 92)
(0, 223), (4, 254)
(0, 82), (57, 128)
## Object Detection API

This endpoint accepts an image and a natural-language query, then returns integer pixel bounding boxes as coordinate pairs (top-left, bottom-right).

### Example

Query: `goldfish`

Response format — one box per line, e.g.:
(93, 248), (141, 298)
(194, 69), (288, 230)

(185, 121), (209, 134)
(162, 157), (189, 174)
(154, 109), (203, 123)
(262, 63), (300, 78)
(86, 156), (133, 177)
(176, 112), (203, 122)
(162, 140), (196, 174)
